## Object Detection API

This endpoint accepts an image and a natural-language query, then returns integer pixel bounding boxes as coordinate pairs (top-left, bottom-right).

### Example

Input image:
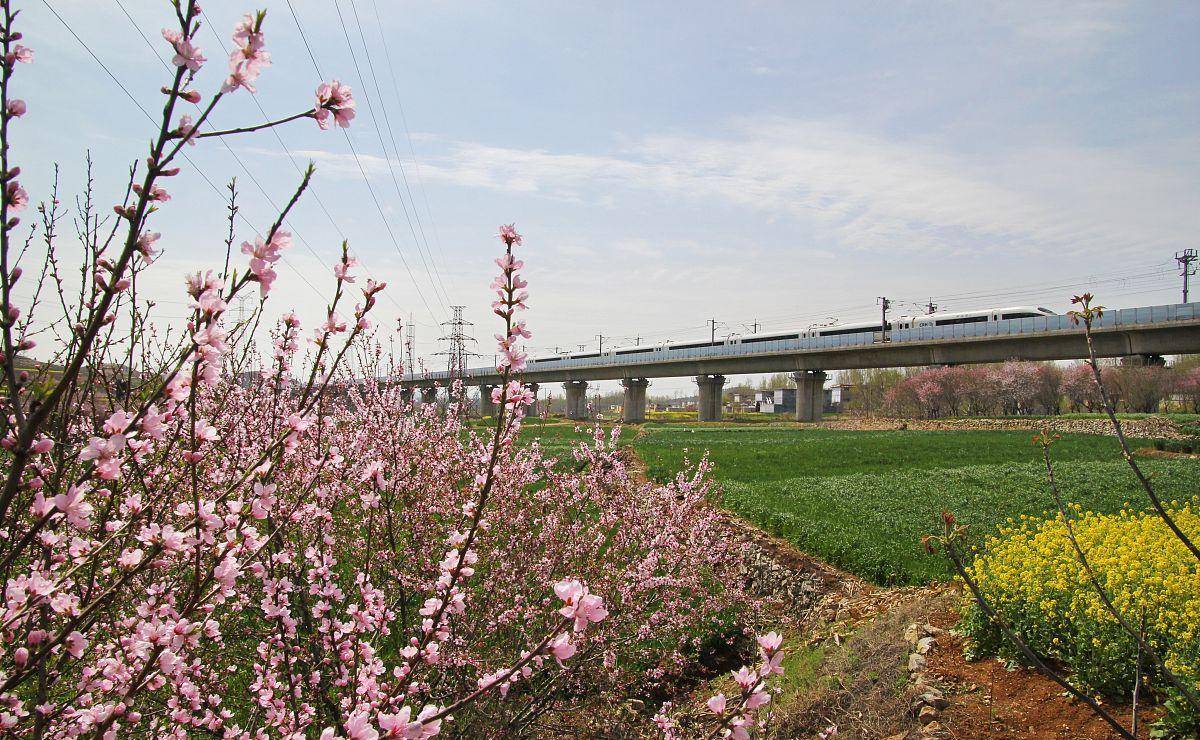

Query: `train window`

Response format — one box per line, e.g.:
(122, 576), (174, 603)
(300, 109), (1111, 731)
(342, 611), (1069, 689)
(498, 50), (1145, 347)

(934, 315), (988, 326)
(615, 348), (650, 356)
(573, 352), (599, 359)
(743, 334), (800, 344)
(820, 325), (882, 336)
(1000, 312), (1039, 320)
(670, 341), (714, 350)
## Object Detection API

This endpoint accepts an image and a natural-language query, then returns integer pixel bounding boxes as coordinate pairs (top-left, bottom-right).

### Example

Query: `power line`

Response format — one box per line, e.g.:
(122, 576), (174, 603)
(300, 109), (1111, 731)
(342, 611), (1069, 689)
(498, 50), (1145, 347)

(325, 0), (448, 319)
(41, 0), (333, 308)
(282, 0), (441, 325)
(346, 0), (456, 306)
(368, 0), (456, 304)
(189, 5), (410, 322)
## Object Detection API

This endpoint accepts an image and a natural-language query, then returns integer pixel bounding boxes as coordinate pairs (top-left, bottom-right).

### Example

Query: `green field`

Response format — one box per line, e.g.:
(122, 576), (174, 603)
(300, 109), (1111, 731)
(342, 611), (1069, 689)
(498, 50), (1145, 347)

(629, 425), (1200, 585)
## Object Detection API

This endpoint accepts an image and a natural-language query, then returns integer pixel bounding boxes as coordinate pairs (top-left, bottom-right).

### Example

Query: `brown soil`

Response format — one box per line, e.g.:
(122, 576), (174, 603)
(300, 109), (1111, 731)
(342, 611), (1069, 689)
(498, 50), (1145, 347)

(923, 604), (1155, 739)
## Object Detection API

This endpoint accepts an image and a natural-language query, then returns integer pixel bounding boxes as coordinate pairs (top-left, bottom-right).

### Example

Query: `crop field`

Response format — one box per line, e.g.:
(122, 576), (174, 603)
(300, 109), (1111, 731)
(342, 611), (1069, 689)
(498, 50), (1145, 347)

(630, 425), (1200, 584)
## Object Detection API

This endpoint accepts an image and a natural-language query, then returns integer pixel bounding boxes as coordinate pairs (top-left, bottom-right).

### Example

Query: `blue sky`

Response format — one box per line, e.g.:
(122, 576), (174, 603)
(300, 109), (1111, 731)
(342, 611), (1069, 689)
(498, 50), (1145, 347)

(13, 1), (1200, 393)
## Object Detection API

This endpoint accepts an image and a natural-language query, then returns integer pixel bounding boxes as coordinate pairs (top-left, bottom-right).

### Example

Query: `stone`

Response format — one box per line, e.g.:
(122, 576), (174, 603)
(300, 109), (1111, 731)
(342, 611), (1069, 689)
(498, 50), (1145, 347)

(918, 705), (940, 725)
(919, 691), (950, 710)
(921, 720), (942, 735)
(908, 653), (928, 671)
(904, 623), (922, 645)
(628, 699), (645, 712)
(916, 636), (938, 655)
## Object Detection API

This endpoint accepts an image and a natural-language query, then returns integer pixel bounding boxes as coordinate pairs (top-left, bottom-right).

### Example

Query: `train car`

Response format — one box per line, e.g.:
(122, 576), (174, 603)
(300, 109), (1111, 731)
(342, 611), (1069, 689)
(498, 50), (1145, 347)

(893, 305), (1054, 329)
(533, 305), (1057, 362)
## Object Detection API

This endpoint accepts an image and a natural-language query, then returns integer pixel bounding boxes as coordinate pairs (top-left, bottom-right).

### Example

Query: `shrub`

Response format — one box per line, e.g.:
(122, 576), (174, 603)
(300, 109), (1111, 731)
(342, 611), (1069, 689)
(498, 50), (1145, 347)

(960, 502), (1200, 729)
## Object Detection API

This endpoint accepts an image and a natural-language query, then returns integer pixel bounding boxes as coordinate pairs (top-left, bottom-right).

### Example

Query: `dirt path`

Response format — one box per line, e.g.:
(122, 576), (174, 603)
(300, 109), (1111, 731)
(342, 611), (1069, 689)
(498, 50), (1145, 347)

(617, 443), (1160, 738)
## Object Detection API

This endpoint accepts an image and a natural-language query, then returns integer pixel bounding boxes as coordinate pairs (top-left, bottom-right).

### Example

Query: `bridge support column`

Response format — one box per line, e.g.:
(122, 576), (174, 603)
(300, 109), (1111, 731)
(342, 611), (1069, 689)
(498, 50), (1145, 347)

(400, 387), (414, 410)
(419, 385), (439, 409)
(620, 378), (649, 423)
(479, 385), (497, 418)
(525, 383), (540, 416)
(792, 370), (827, 422)
(1121, 354), (1166, 367)
(695, 375), (725, 421)
(563, 381), (589, 420)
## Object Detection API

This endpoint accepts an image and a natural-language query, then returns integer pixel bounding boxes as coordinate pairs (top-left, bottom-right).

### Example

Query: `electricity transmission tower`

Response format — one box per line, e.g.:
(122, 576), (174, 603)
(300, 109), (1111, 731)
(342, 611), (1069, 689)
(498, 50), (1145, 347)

(403, 317), (416, 378)
(435, 306), (479, 410)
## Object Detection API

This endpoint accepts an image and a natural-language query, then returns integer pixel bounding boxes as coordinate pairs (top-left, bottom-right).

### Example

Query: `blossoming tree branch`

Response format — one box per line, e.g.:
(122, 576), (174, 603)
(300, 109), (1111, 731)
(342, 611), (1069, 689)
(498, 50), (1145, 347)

(0, 1), (785, 737)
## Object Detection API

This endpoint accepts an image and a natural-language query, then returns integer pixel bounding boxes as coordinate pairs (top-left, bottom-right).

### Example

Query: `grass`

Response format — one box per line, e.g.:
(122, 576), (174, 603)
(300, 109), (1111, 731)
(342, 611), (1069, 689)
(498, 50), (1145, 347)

(631, 426), (1200, 584)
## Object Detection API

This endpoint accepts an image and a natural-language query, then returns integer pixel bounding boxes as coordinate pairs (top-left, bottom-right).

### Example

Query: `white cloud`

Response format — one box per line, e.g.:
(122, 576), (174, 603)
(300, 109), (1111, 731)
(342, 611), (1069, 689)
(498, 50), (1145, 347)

(250, 113), (1196, 261)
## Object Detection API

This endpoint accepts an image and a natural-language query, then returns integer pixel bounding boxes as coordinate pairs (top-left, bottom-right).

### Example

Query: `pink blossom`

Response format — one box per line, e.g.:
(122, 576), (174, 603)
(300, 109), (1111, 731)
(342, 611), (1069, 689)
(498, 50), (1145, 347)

(53, 485), (93, 530)
(162, 28), (206, 72)
(547, 632), (576, 664)
(553, 579), (608, 631)
(137, 231), (162, 263)
(222, 14), (270, 94)
(496, 223), (522, 247)
(344, 710), (378, 740)
(175, 113), (198, 145)
(241, 230), (290, 297)
(6, 99), (26, 117)
(80, 434), (125, 480)
(64, 631), (87, 659)
(7, 44), (33, 65)
(117, 548), (144, 569)
(314, 80), (356, 129)
(334, 256), (358, 282)
(706, 693), (727, 714)
(5, 180), (28, 212)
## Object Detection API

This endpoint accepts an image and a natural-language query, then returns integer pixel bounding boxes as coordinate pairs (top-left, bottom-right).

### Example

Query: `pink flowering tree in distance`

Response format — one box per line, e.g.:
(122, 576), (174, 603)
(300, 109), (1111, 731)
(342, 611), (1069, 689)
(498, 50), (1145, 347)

(0, 2), (781, 737)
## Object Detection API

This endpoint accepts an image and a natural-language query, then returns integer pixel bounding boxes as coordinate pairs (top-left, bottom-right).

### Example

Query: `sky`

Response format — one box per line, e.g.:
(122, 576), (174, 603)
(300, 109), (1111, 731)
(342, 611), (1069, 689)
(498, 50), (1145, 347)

(11, 0), (1200, 394)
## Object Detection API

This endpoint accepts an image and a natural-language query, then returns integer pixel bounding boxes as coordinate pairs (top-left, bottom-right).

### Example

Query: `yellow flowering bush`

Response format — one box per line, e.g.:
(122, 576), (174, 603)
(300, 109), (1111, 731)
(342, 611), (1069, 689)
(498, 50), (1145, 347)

(960, 500), (1200, 729)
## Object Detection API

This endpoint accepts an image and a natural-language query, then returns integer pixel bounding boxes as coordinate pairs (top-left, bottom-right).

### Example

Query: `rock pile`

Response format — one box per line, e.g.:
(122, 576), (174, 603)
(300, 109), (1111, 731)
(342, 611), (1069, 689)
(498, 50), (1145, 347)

(886, 622), (949, 738)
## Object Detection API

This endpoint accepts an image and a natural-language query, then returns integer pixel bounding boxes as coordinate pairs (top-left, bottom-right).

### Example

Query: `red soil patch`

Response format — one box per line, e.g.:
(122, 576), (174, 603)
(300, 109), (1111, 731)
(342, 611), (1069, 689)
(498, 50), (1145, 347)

(924, 605), (1155, 739)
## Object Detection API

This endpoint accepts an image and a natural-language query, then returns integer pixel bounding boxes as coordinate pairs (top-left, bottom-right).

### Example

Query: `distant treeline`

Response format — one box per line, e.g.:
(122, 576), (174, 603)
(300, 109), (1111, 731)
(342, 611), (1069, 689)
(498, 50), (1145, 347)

(839, 357), (1200, 418)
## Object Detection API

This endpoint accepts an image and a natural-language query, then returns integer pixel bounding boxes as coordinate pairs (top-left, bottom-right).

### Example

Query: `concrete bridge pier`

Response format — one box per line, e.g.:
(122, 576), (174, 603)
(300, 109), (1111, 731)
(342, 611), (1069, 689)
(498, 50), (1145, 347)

(620, 378), (649, 423)
(563, 380), (589, 420)
(419, 385), (439, 409)
(695, 374), (726, 421)
(792, 370), (827, 422)
(525, 383), (540, 416)
(479, 385), (497, 418)
(400, 387), (414, 409)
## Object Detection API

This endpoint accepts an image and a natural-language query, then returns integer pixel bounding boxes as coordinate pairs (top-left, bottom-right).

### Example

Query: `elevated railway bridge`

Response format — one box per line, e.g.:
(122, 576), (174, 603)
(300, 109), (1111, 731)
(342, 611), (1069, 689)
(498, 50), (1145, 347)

(400, 301), (1200, 422)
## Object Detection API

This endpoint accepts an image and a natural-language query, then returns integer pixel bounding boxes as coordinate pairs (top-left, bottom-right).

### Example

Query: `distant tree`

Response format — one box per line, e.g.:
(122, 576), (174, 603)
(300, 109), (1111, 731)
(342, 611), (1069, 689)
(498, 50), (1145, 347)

(840, 367), (904, 416)
(1110, 365), (1174, 413)
(1177, 367), (1200, 413)
(757, 373), (794, 390)
(1062, 362), (1102, 412)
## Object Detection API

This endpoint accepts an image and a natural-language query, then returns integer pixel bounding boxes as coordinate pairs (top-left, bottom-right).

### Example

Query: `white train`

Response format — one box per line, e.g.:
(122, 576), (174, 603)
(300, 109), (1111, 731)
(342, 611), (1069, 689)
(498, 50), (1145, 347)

(529, 305), (1055, 364)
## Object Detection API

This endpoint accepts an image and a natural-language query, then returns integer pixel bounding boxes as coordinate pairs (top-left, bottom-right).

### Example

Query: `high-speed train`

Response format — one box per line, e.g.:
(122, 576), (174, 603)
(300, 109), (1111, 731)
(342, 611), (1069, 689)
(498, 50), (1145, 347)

(529, 305), (1056, 364)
